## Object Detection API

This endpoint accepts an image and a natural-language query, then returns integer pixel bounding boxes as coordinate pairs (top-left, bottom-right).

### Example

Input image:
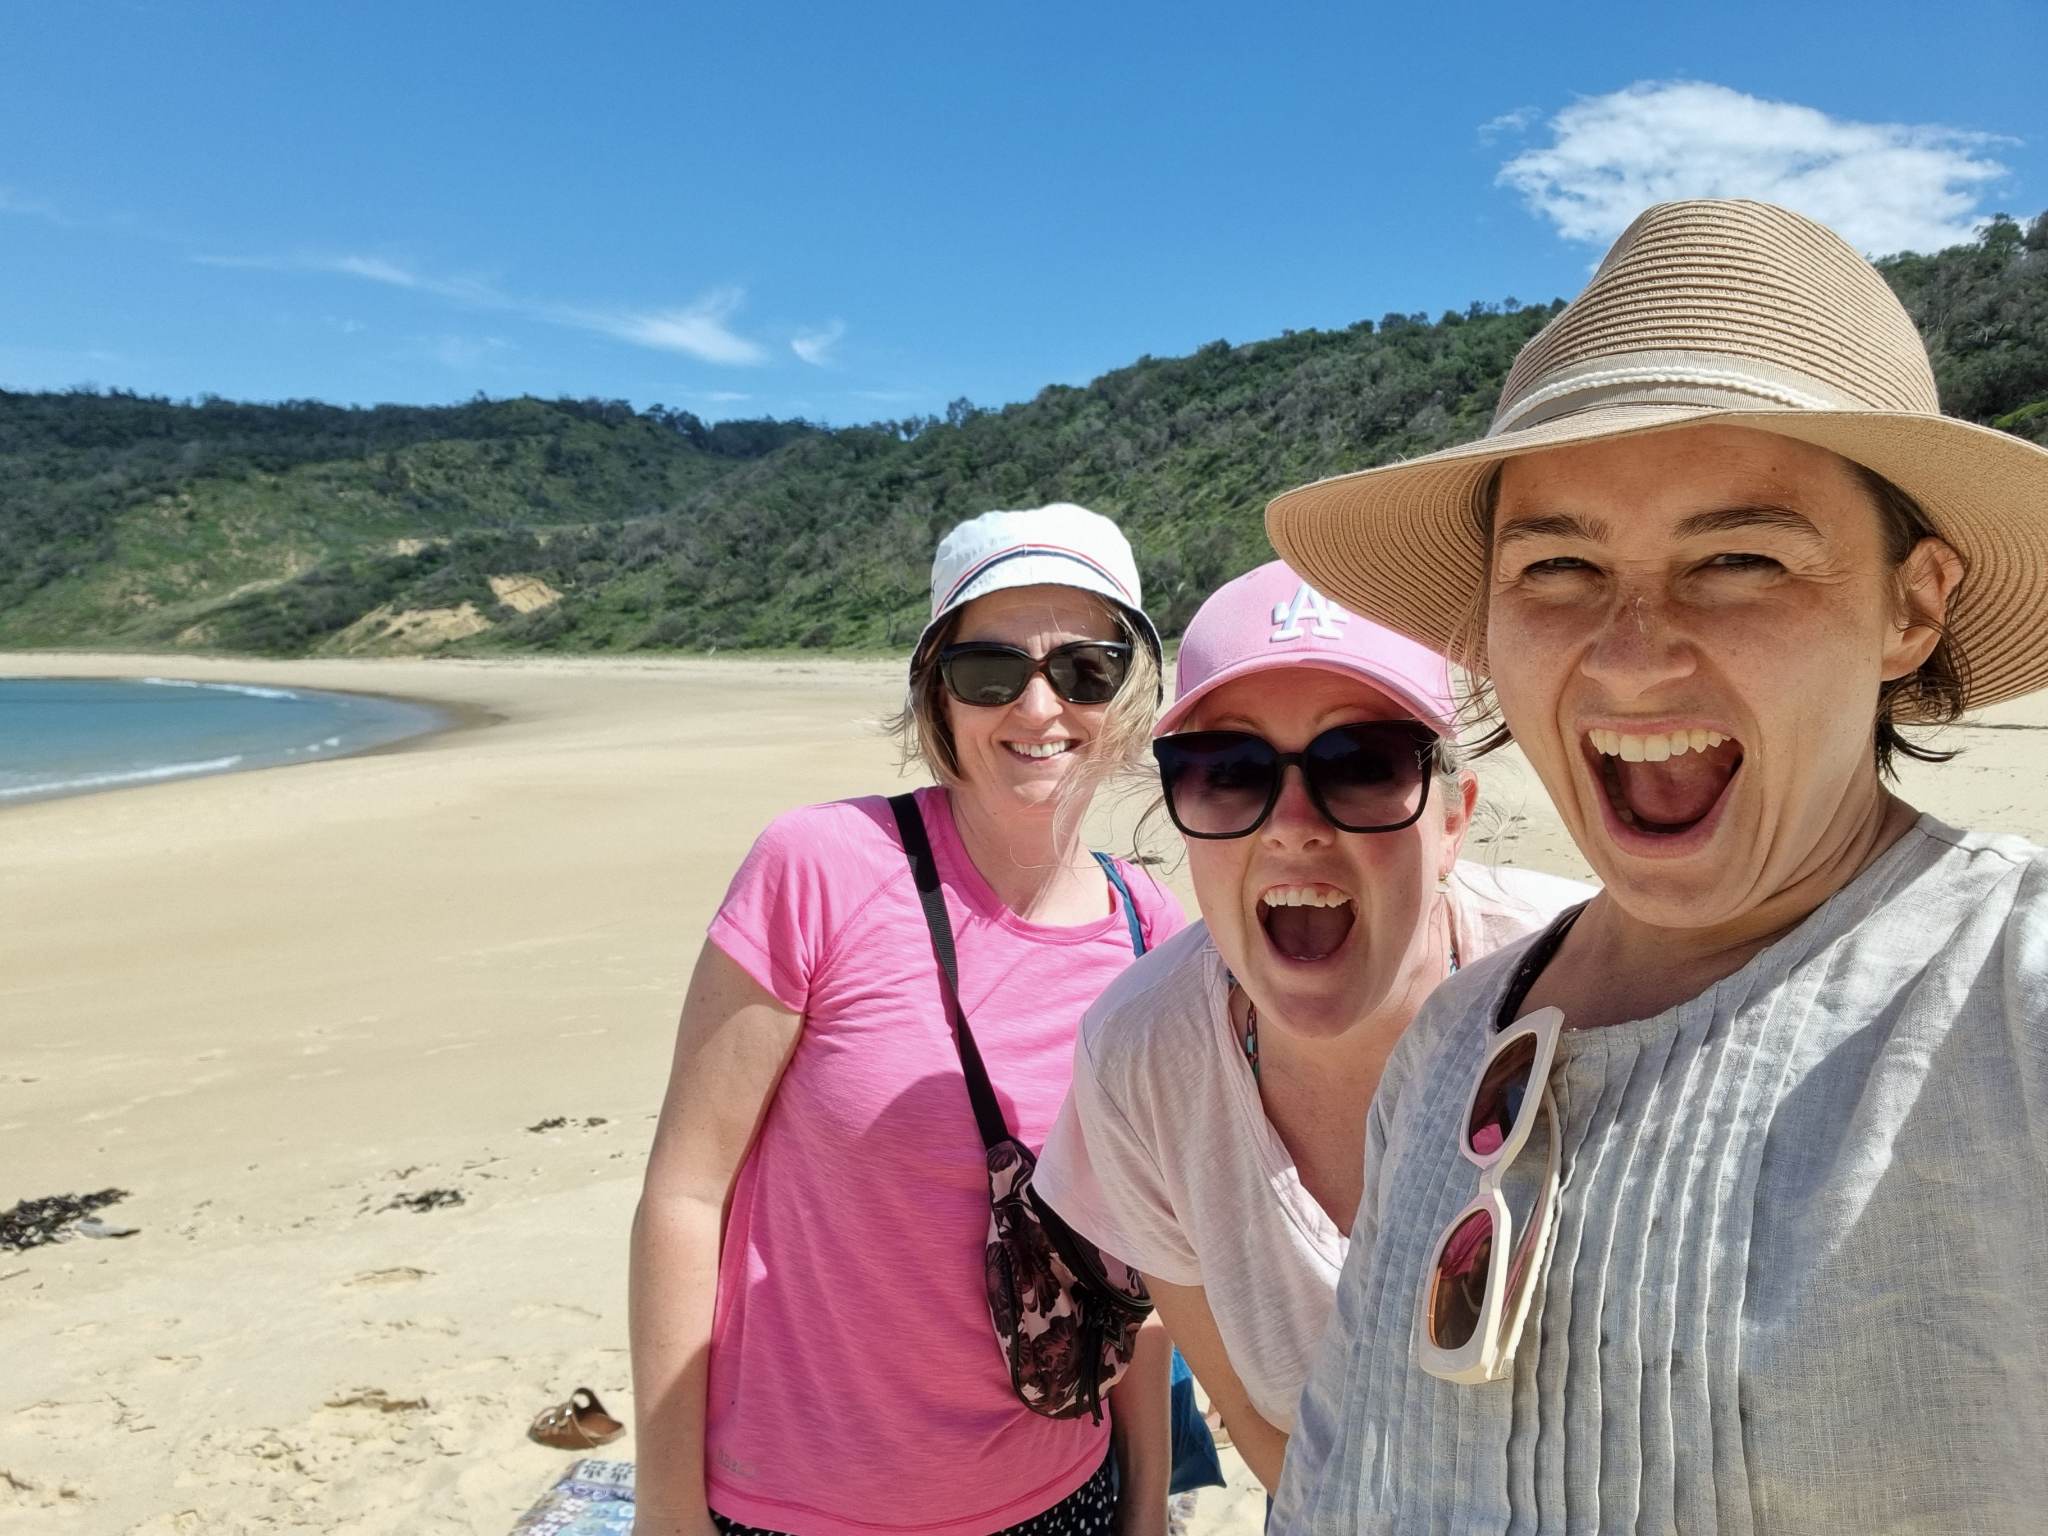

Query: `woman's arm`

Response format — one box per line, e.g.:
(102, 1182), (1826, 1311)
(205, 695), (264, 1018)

(1107, 1314), (1172, 1536)
(629, 942), (804, 1536)
(1145, 1273), (1290, 1493)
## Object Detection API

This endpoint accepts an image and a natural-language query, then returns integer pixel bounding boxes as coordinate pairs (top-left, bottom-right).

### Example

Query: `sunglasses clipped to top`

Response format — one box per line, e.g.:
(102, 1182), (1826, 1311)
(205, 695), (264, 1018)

(939, 641), (1133, 707)
(1416, 1004), (1565, 1383)
(1151, 720), (1440, 840)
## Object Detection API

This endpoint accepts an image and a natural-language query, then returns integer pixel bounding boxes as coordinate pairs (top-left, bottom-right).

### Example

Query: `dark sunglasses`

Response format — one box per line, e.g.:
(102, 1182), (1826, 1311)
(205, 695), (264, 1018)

(938, 641), (1133, 707)
(1151, 720), (1438, 839)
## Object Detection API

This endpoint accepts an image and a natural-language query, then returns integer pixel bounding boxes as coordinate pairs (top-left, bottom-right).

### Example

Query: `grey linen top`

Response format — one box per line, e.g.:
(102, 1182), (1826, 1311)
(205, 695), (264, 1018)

(1273, 815), (2048, 1536)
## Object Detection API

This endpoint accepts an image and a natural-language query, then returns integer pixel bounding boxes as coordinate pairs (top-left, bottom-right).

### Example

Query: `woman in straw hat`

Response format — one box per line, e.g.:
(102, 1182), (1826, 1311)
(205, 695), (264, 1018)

(630, 504), (1186, 1536)
(1262, 199), (2048, 1533)
(1032, 559), (1588, 1494)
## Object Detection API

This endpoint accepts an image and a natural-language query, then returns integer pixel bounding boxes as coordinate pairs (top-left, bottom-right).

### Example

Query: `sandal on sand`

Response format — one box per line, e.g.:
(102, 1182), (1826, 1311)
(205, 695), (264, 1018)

(527, 1387), (625, 1450)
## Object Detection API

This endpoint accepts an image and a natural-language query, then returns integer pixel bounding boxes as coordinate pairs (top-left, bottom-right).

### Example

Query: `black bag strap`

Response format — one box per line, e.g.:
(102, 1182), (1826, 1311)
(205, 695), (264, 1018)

(889, 793), (1013, 1151)
(1492, 899), (1591, 1032)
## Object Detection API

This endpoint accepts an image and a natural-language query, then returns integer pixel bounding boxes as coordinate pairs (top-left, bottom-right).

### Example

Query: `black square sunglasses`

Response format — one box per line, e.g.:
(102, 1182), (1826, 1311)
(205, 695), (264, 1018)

(1152, 721), (1439, 839)
(938, 641), (1133, 707)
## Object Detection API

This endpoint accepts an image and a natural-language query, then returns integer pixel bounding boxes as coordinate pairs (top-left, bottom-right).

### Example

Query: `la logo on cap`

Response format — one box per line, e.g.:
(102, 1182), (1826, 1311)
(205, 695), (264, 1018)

(1270, 582), (1348, 642)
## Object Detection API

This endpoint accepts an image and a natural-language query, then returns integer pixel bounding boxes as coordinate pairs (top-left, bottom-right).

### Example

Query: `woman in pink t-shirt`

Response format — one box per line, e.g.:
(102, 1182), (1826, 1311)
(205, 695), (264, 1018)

(629, 504), (1185, 1536)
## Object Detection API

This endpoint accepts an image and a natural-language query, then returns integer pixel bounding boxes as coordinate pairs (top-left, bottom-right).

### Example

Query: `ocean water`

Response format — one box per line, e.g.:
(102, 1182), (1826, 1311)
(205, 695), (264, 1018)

(0, 677), (450, 805)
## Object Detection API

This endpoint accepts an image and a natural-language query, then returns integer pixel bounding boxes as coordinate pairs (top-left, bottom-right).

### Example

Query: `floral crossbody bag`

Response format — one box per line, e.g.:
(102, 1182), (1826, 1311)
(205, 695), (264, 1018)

(888, 793), (1154, 1424)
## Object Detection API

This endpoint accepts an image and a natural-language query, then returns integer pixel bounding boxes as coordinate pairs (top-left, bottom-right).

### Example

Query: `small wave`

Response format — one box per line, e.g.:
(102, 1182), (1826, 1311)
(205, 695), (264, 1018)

(139, 677), (300, 701)
(0, 754), (248, 801)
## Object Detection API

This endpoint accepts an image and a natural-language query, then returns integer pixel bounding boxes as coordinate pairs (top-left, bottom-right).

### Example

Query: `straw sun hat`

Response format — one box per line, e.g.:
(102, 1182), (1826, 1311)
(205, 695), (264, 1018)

(1265, 198), (2048, 713)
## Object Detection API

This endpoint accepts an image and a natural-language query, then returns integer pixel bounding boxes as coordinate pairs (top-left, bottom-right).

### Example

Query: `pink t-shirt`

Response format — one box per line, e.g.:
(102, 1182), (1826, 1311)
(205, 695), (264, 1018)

(703, 786), (1184, 1536)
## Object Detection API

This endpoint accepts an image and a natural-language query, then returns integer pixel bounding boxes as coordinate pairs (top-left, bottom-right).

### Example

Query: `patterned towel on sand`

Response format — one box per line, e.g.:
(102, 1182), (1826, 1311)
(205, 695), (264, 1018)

(510, 1459), (635, 1536)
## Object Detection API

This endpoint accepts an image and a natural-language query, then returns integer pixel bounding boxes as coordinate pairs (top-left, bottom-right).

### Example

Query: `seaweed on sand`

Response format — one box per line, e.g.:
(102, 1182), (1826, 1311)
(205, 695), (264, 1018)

(1, 1189), (131, 1251)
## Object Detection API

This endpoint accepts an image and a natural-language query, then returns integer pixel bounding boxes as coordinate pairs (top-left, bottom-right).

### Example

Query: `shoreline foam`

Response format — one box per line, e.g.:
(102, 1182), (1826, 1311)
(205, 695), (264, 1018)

(0, 668), (479, 807)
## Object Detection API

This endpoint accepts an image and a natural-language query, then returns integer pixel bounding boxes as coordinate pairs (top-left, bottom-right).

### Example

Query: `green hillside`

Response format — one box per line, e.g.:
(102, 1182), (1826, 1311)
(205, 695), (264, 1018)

(5, 212), (2044, 657)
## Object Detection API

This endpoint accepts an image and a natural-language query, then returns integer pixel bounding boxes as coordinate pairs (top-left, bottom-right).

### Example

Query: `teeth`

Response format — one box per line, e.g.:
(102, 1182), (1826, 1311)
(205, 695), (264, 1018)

(1008, 741), (1073, 759)
(1259, 886), (1353, 910)
(1592, 729), (1729, 761)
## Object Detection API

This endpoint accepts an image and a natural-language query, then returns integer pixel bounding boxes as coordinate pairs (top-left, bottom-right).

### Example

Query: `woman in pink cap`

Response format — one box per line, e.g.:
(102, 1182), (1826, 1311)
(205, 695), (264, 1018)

(630, 504), (1185, 1536)
(1033, 560), (1588, 1493)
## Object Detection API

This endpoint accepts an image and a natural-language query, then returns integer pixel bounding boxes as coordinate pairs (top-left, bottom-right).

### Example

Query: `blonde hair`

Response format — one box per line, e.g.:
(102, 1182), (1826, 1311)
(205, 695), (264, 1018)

(887, 596), (1162, 793)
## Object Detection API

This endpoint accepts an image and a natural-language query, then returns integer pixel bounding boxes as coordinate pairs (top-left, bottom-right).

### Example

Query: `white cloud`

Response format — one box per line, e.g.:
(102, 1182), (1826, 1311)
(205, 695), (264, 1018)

(326, 254), (420, 288)
(1497, 81), (2013, 256)
(195, 250), (502, 305)
(1479, 108), (1538, 142)
(309, 255), (502, 306)
(194, 249), (771, 366)
(570, 287), (768, 365)
(791, 319), (846, 367)
(693, 390), (752, 404)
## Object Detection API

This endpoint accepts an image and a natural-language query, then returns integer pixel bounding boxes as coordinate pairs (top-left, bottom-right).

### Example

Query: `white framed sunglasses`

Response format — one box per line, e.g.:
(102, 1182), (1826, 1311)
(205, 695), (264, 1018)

(1415, 1005), (1565, 1385)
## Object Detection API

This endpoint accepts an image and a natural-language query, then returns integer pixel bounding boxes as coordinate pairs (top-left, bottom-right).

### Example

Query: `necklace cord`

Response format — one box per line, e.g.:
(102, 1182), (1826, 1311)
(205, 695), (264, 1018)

(1236, 910), (1459, 1082)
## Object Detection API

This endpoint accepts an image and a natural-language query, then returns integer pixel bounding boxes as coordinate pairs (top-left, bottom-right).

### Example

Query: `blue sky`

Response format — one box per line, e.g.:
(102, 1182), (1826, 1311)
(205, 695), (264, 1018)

(2, 1), (2042, 424)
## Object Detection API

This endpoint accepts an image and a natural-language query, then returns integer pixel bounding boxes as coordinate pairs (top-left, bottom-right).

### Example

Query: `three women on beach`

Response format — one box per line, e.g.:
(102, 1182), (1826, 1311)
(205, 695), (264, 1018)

(634, 196), (2048, 1536)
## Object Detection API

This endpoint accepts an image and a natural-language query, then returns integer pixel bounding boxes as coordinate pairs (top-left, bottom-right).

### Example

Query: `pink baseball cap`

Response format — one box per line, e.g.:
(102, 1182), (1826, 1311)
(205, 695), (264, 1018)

(1156, 560), (1457, 738)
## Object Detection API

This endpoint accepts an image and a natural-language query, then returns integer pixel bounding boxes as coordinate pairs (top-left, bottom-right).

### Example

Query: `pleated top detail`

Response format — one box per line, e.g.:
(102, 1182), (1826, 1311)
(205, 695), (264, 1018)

(1275, 817), (2048, 1536)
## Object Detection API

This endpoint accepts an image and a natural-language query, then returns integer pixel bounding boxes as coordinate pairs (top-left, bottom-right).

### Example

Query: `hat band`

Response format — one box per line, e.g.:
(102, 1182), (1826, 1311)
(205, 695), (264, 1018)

(936, 543), (1137, 614)
(1489, 348), (1875, 437)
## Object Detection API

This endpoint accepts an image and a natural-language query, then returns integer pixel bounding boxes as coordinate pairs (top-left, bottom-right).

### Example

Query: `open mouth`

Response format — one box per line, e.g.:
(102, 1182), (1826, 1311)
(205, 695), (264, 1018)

(1587, 726), (1744, 837)
(1004, 739), (1076, 761)
(1258, 883), (1356, 962)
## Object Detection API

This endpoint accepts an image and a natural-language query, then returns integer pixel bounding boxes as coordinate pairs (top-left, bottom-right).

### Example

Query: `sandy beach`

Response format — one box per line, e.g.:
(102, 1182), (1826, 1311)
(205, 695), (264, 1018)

(5, 652), (2044, 1536)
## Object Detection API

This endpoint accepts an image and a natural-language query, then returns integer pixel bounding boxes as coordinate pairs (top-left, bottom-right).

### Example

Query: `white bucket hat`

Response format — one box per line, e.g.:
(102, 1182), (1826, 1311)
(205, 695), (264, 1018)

(915, 502), (1163, 663)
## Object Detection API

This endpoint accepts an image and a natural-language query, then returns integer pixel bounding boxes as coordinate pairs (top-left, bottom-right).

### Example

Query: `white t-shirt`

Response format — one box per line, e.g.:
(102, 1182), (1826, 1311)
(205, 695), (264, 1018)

(1034, 861), (1592, 1431)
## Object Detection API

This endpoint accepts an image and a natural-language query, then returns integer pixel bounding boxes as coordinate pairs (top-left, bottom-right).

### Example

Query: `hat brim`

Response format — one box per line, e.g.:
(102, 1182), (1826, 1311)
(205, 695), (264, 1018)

(1156, 655), (1457, 740)
(1266, 404), (2048, 715)
(912, 553), (1162, 666)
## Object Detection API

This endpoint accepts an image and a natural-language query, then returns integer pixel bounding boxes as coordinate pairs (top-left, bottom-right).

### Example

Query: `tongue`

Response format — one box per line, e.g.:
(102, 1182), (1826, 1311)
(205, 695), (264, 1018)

(1614, 743), (1740, 827)
(1263, 904), (1355, 961)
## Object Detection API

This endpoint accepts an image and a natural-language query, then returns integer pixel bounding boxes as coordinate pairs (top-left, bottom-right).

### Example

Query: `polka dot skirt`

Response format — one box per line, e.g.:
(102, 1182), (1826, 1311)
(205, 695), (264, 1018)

(713, 1450), (1117, 1536)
